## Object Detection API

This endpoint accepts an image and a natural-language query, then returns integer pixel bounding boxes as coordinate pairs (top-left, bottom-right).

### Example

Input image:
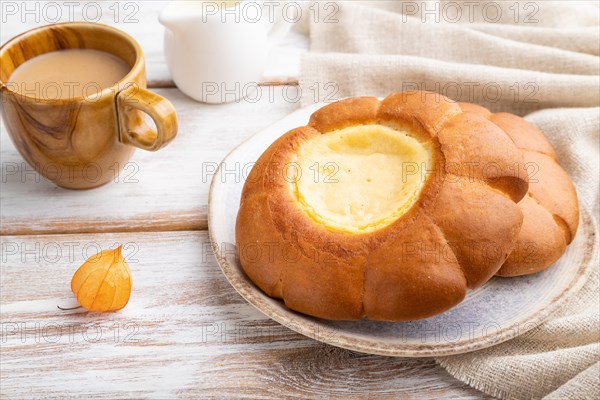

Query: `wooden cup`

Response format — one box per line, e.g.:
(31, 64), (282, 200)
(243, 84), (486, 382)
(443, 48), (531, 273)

(0, 22), (178, 189)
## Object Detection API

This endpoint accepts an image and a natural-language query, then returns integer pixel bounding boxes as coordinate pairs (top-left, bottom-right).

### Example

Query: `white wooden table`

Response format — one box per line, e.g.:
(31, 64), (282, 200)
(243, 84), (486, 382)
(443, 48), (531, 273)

(1, 2), (487, 398)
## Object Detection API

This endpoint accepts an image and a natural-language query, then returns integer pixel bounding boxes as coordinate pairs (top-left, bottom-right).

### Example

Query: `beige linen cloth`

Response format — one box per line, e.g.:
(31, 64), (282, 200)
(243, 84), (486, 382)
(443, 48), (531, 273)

(298, 1), (600, 398)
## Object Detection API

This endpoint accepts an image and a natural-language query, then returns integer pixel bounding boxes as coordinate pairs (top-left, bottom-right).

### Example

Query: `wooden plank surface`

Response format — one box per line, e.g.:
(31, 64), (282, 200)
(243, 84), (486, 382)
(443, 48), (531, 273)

(0, 231), (486, 399)
(0, 0), (307, 86)
(1, 87), (301, 235)
(1, 3), (487, 398)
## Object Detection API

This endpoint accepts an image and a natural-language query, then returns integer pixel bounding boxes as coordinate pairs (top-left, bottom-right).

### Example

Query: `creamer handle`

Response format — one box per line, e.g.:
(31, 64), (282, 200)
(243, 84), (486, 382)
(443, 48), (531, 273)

(265, 1), (293, 45)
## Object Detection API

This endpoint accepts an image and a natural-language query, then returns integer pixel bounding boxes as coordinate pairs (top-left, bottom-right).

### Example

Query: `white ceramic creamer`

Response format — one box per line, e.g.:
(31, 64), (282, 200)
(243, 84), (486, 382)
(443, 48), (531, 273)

(159, 1), (292, 103)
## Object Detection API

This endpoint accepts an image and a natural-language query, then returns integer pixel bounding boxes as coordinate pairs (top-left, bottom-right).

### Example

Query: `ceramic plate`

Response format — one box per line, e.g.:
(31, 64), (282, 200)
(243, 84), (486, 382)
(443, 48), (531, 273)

(208, 105), (597, 357)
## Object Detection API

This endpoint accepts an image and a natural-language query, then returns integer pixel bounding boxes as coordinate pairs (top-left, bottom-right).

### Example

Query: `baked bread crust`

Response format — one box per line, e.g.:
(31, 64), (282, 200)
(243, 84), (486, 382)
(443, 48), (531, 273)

(236, 91), (529, 321)
(457, 103), (580, 276)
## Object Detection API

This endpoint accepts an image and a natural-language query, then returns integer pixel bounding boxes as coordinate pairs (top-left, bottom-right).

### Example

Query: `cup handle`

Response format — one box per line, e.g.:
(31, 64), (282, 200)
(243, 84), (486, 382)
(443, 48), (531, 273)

(116, 85), (178, 151)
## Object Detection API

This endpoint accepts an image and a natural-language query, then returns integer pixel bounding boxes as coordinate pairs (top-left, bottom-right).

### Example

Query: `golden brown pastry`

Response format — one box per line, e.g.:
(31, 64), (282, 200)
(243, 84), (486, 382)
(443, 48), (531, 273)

(457, 102), (579, 277)
(236, 91), (529, 321)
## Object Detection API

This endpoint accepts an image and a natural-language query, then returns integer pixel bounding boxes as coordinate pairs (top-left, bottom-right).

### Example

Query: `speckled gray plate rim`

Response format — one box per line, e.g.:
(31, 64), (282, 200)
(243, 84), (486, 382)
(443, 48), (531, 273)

(208, 105), (598, 357)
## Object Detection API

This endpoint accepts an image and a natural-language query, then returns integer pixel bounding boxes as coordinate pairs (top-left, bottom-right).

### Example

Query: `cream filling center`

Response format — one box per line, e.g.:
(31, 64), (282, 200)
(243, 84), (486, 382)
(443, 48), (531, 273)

(291, 124), (431, 233)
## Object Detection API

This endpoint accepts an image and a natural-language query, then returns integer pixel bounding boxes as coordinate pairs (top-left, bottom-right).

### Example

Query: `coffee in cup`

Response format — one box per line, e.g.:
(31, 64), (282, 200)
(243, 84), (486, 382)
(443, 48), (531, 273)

(8, 49), (130, 100)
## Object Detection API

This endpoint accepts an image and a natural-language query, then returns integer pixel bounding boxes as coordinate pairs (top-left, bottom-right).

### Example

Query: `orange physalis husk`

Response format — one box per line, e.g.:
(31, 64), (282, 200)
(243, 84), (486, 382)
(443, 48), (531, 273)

(71, 245), (132, 312)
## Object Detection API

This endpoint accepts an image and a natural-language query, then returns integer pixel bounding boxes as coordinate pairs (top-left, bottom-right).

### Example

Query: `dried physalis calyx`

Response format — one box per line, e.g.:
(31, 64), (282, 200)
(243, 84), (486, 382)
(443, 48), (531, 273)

(71, 245), (132, 312)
